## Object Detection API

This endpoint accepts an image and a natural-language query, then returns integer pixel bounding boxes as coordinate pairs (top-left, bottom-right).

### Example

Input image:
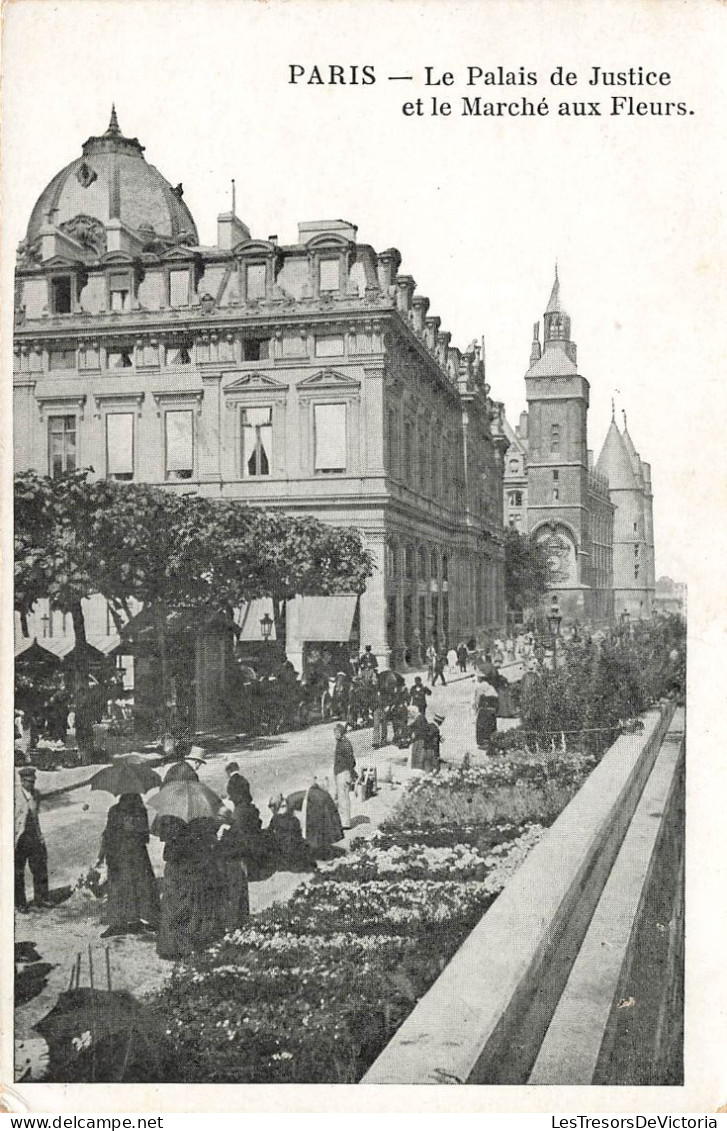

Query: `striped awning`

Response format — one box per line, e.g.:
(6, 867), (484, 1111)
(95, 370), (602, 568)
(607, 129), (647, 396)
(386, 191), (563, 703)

(299, 595), (358, 643)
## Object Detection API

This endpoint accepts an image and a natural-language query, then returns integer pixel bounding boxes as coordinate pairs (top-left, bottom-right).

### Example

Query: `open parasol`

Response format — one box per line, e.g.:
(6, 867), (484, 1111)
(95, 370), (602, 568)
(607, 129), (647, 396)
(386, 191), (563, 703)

(89, 756), (162, 796)
(147, 779), (221, 823)
(162, 759), (199, 784)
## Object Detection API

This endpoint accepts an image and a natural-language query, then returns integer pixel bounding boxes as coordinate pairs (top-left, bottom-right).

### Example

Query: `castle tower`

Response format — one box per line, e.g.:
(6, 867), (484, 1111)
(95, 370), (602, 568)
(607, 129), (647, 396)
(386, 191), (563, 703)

(524, 268), (591, 621)
(596, 413), (653, 618)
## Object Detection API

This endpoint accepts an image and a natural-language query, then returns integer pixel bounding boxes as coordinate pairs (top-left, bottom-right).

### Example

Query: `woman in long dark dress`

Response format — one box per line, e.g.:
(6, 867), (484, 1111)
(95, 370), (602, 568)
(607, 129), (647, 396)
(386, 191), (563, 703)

(266, 794), (316, 871)
(97, 793), (160, 937)
(474, 680), (500, 751)
(216, 776), (267, 932)
(156, 816), (225, 960)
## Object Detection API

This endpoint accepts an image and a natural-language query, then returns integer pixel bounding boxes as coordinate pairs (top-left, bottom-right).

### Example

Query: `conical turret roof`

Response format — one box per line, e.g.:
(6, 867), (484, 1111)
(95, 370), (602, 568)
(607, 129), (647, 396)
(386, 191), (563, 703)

(596, 419), (640, 489)
(621, 419), (644, 485)
(545, 265), (563, 313)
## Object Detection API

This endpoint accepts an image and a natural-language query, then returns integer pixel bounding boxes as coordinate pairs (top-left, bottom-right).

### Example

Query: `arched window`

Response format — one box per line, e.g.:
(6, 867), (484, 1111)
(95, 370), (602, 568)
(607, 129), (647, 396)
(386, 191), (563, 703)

(550, 423), (561, 453)
(508, 457), (519, 474)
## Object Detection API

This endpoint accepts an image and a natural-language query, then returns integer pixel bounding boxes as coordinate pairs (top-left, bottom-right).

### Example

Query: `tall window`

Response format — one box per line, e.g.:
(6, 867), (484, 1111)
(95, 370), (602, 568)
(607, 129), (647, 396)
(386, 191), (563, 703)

(51, 277), (72, 314)
(109, 273), (131, 313)
(508, 457), (519, 474)
(319, 259), (340, 292)
(107, 349), (133, 369)
(242, 337), (270, 361)
(550, 423), (561, 453)
(167, 341), (192, 366)
(49, 348), (76, 370)
(241, 407), (272, 477)
(169, 269), (190, 308)
(509, 490), (523, 507)
(48, 415), (77, 477)
(314, 403), (347, 473)
(246, 264), (266, 300)
(165, 410), (194, 480)
(106, 414), (134, 481)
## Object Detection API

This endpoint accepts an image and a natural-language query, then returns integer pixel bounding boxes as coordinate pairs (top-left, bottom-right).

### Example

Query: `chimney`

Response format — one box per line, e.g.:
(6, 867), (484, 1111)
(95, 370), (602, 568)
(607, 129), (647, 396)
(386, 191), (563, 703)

(376, 248), (402, 292)
(530, 321), (541, 365)
(411, 295), (430, 334)
(518, 410), (528, 439)
(424, 315), (441, 352)
(217, 212), (251, 249)
(396, 275), (416, 315)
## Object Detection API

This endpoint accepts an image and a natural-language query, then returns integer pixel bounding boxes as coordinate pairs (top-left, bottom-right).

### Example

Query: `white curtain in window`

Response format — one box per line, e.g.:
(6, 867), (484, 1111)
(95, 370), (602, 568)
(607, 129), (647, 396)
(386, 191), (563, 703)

(107, 414), (134, 474)
(166, 410), (193, 471)
(246, 264), (266, 299)
(314, 403), (347, 471)
(242, 406), (272, 476)
(170, 270), (190, 308)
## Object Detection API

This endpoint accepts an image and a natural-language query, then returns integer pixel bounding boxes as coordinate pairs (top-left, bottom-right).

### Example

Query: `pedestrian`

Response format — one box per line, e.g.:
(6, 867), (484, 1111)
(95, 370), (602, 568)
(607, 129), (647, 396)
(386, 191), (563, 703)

(409, 709), (429, 769)
(372, 691), (388, 749)
(457, 642), (468, 673)
(297, 780), (344, 857)
(424, 713), (444, 773)
(156, 816), (225, 960)
(390, 684), (410, 747)
(359, 644), (379, 672)
(96, 793), (160, 937)
(473, 677), (499, 752)
(409, 676), (432, 716)
(447, 645), (458, 674)
(15, 766), (51, 912)
(266, 795), (316, 871)
(225, 761), (250, 796)
(432, 649), (447, 686)
(425, 642), (437, 684)
(332, 723), (356, 830)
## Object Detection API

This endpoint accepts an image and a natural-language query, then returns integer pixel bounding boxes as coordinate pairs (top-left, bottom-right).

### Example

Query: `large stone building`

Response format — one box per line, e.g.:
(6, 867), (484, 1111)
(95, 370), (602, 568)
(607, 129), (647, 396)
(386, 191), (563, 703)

(503, 271), (656, 623)
(14, 109), (508, 724)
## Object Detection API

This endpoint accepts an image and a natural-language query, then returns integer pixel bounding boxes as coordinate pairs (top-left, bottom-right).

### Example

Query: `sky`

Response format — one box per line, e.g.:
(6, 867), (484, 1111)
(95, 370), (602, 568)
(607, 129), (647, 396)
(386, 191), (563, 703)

(3, 0), (726, 585)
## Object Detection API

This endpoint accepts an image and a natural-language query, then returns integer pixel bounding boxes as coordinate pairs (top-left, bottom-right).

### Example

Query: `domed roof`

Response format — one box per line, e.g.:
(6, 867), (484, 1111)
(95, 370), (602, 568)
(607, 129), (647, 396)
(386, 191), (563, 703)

(24, 107), (198, 253)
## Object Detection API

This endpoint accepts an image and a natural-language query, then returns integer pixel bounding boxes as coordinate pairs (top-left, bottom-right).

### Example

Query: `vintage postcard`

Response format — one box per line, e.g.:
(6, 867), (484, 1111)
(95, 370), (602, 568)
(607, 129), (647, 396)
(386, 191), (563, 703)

(2, 0), (725, 1116)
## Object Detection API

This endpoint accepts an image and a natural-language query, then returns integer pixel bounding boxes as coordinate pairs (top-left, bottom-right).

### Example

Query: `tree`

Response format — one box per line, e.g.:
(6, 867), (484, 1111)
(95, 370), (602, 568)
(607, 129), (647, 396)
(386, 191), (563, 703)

(503, 529), (549, 615)
(16, 471), (377, 736)
(15, 470), (112, 758)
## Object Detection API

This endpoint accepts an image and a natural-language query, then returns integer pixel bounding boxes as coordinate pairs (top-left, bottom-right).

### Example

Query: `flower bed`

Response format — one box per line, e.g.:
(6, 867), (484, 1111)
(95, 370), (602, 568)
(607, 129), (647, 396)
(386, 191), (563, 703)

(150, 749), (592, 1083)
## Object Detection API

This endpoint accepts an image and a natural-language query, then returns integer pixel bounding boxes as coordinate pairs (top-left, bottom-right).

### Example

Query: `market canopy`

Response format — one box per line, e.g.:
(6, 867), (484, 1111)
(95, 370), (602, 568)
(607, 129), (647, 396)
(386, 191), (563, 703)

(298, 595), (358, 643)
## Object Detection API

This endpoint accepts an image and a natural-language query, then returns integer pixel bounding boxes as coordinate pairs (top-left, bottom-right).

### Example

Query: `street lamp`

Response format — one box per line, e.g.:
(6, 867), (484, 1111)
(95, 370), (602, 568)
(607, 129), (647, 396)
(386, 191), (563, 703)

(547, 597), (562, 669)
(260, 612), (274, 642)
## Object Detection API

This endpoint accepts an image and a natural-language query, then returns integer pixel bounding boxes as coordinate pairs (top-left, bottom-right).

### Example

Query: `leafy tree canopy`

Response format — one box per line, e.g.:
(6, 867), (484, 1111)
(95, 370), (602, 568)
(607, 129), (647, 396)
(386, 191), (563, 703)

(504, 528), (549, 612)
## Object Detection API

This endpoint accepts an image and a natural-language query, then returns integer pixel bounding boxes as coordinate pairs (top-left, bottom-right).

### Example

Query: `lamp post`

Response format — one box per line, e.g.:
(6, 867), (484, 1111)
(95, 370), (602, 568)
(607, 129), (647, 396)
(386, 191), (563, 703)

(260, 612), (273, 643)
(547, 597), (562, 670)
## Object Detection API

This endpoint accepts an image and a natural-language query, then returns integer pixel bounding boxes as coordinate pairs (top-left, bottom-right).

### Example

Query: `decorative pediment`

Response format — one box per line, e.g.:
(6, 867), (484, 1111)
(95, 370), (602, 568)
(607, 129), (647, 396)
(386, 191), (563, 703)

(161, 245), (195, 262)
(223, 372), (288, 393)
(99, 250), (135, 266)
(305, 232), (352, 250)
(233, 239), (278, 258)
(297, 368), (360, 389)
(40, 254), (80, 270)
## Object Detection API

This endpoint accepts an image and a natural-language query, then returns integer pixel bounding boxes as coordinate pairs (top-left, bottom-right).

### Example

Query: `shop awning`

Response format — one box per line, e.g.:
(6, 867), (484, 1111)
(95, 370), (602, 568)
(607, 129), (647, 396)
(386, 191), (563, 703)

(235, 598), (277, 642)
(87, 633), (122, 656)
(299, 595), (358, 643)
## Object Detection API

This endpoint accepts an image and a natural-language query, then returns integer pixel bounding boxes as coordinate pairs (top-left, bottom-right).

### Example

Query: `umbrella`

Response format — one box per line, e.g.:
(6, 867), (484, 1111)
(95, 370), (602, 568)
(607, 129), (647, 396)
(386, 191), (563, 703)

(147, 779), (221, 823)
(162, 759), (199, 784)
(89, 756), (162, 796)
(35, 988), (166, 1082)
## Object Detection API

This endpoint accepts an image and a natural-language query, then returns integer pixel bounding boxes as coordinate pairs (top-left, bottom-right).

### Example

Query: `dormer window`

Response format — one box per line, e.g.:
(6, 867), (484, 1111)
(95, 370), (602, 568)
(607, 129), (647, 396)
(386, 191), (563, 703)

(109, 272), (131, 313)
(319, 258), (340, 292)
(169, 269), (190, 308)
(246, 264), (266, 300)
(51, 276), (72, 314)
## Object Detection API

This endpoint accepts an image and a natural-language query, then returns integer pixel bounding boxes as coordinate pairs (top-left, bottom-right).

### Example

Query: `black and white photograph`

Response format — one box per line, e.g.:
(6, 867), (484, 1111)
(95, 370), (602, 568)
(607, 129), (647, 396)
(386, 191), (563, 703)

(2, 0), (724, 1114)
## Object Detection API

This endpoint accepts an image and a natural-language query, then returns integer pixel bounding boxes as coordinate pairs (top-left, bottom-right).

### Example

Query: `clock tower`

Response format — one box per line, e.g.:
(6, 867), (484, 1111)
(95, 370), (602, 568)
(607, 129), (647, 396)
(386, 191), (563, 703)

(524, 269), (592, 621)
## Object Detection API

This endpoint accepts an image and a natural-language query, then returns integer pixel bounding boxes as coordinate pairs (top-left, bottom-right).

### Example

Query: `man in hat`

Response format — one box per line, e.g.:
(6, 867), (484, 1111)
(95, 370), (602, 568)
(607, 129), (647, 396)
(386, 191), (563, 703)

(225, 761), (250, 796)
(359, 644), (378, 672)
(15, 767), (51, 912)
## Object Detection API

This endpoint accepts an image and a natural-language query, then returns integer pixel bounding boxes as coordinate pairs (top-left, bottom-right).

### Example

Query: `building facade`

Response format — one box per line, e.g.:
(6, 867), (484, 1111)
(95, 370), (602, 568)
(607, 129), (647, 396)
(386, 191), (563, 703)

(14, 110), (508, 712)
(503, 272), (655, 623)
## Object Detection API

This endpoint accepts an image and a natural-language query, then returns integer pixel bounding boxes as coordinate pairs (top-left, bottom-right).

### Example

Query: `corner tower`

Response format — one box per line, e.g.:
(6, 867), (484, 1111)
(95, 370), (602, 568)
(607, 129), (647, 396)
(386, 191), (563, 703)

(524, 269), (592, 621)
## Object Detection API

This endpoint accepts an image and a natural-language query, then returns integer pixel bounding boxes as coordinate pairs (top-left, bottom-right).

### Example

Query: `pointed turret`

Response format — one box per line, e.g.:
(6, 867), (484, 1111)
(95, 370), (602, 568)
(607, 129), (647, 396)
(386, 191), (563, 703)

(596, 419), (639, 489)
(620, 410), (645, 485)
(546, 263), (561, 313)
(106, 104), (120, 136)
